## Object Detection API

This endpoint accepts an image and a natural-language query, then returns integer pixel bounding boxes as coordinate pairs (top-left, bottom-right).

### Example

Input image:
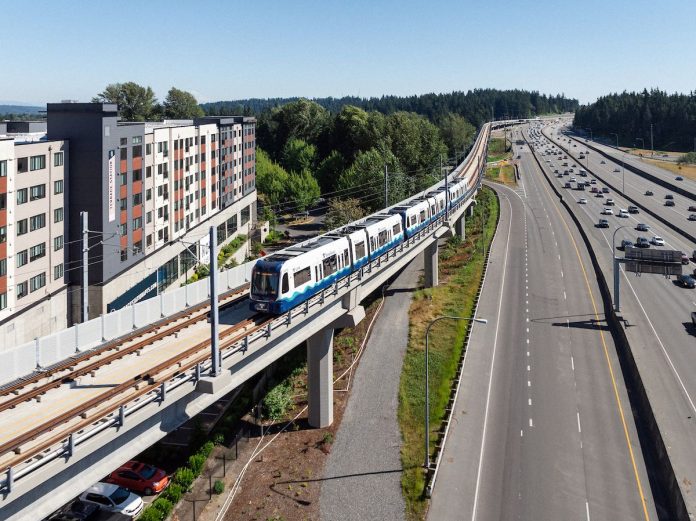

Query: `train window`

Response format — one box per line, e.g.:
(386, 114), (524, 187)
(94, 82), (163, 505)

(281, 274), (289, 293)
(431, 205), (436, 215)
(355, 241), (366, 259)
(378, 230), (388, 247)
(251, 271), (279, 298)
(419, 210), (426, 222)
(392, 223), (401, 235)
(294, 267), (311, 287)
(323, 254), (337, 276)
(344, 249), (349, 265)
(410, 216), (417, 227)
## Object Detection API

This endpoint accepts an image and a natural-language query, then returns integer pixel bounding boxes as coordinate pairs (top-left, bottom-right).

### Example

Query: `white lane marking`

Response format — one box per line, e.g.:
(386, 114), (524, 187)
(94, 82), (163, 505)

(577, 412), (582, 433)
(528, 398), (532, 405)
(527, 365), (530, 371)
(471, 194), (514, 521)
(561, 270), (564, 278)
(529, 418), (533, 427)
(564, 291), (567, 300)
(571, 356), (575, 371)
(526, 338), (530, 344)
(528, 380), (531, 387)
(527, 351), (530, 357)
(526, 317), (529, 323)
(521, 430), (524, 437)
(586, 501), (591, 521)
(526, 327), (529, 333)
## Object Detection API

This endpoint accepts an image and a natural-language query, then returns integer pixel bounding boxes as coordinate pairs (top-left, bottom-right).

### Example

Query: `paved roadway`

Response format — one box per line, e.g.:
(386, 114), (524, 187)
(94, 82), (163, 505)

(541, 125), (696, 238)
(523, 122), (696, 518)
(428, 163), (655, 519)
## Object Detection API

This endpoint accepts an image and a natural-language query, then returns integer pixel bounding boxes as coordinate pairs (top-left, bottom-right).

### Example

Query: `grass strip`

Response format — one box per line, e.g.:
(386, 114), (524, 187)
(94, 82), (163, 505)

(398, 186), (499, 520)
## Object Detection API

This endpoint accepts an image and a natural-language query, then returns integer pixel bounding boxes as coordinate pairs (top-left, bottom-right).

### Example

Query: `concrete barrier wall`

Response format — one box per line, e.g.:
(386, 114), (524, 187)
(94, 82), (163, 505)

(0, 261), (255, 387)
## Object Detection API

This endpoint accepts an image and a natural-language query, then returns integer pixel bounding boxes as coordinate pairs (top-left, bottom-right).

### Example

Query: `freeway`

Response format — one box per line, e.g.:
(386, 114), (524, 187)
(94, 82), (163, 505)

(524, 121), (696, 518)
(428, 155), (655, 519)
(542, 125), (696, 238)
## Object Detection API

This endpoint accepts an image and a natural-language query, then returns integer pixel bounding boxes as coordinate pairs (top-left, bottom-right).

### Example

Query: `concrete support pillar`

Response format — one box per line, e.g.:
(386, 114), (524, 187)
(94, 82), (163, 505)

(424, 241), (439, 288)
(307, 328), (334, 428)
(466, 204), (475, 218)
(455, 215), (465, 240)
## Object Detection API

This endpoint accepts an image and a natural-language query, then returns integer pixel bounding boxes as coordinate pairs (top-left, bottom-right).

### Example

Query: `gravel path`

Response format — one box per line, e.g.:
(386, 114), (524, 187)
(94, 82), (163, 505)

(319, 256), (423, 521)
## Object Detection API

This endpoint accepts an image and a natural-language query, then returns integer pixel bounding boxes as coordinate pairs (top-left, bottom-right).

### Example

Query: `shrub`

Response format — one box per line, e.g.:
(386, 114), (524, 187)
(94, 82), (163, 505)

(200, 440), (215, 458)
(187, 453), (206, 476)
(213, 433), (225, 446)
(322, 432), (334, 445)
(262, 381), (293, 421)
(162, 483), (182, 504)
(152, 498), (173, 518)
(138, 508), (163, 521)
(213, 479), (225, 494)
(174, 467), (195, 491)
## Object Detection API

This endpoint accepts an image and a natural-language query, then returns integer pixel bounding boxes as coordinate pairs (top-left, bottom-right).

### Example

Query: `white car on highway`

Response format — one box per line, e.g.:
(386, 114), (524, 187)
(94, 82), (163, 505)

(602, 208), (614, 215)
(618, 209), (629, 217)
(578, 198), (588, 204)
(651, 236), (665, 246)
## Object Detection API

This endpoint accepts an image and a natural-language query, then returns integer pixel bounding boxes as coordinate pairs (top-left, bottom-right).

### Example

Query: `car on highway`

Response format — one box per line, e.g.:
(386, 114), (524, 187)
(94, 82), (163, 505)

(665, 194), (674, 200)
(665, 200), (676, 207)
(688, 205), (696, 212)
(689, 214), (696, 221)
(635, 237), (650, 248)
(590, 179), (597, 184)
(578, 198), (587, 204)
(651, 236), (665, 246)
(619, 209), (629, 218)
(602, 187), (610, 193)
(601, 160), (606, 164)
(595, 192), (604, 198)
(606, 198), (615, 206)
(621, 240), (634, 250)
(677, 275), (696, 288)
(570, 177), (577, 183)
(597, 219), (609, 228)
(79, 483), (144, 518)
(676, 176), (684, 181)
(613, 167), (621, 172)
(636, 223), (649, 232)
(692, 311), (696, 326)
(681, 252), (690, 265)
(105, 461), (169, 495)
(554, 169), (559, 174)
(628, 206), (639, 214)
(564, 182), (572, 188)
(645, 190), (653, 196)
(602, 207), (614, 215)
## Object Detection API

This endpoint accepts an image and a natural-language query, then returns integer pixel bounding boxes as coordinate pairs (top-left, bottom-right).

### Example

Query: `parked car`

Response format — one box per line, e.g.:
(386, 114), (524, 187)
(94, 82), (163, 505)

(645, 190), (653, 196)
(651, 236), (665, 246)
(105, 461), (169, 495)
(628, 206), (639, 214)
(46, 500), (100, 521)
(636, 223), (649, 232)
(597, 219), (609, 228)
(79, 483), (144, 518)
(677, 275), (696, 288)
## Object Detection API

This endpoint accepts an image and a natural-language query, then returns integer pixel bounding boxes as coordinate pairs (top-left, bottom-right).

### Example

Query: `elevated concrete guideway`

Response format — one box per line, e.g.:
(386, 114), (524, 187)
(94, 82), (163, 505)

(0, 119), (528, 520)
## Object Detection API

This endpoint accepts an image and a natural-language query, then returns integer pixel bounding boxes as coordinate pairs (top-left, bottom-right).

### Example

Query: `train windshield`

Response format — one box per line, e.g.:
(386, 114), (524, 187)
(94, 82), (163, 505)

(251, 271), (279, 299)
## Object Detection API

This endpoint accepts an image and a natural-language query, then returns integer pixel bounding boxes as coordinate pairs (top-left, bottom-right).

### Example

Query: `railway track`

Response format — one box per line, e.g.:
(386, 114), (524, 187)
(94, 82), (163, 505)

(0, 284), (249, 413)
(0, 312), (270, 469)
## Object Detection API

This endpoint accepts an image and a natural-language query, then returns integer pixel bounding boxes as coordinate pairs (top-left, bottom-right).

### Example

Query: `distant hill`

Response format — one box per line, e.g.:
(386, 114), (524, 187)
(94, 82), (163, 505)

(0, 105), (45, 116)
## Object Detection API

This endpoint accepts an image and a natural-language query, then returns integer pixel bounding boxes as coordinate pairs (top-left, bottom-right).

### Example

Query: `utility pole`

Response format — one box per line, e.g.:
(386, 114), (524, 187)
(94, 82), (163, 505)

(209, 226), (221, 376)
(444, 154), (449, 220)
(650, 123), (654, 157)
(384, 164), (389, 209)
(81, 211), (89, 322)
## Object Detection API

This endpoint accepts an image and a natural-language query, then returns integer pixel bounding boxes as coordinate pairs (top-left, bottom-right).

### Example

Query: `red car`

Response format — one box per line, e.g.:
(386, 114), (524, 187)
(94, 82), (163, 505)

(106, 461), (169, 495)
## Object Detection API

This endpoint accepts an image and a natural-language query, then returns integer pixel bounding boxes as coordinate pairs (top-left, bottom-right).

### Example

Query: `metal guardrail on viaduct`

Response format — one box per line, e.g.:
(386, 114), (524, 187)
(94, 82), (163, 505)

(0, 120), (518, 521)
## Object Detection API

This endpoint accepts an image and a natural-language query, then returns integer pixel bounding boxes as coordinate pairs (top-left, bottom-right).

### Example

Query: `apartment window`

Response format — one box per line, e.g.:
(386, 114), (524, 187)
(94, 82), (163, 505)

(0, 292), (6, 311)
(29, 155), (46, 171)
(16, 218), (28, 235)
(118, 223), (127, 236)
(0, 160), (7, 177)
(54, 152), (64, 167)
(119, 198), (127, 211)
(146, 234), (153, 247)
(54, 207), (64, 223)
(54, 263), (64, 280)
(133, 240), (142, 254)
(16, 250), (28, 267)
(120, 248), (128, 261)
(0, 193), (5, 211)
(29, 242), (45, 261)
(17, 188), (29, 204)
(54, 179), (64, 194)
(54, 235), (64, 251)
(132, 169), (142, 181)
(120, 138), (128, 146)
(146, 143), (152, 155)
(132, 136), (143, 145)
(30, 184), (46, 201)
(30, 213), (46, 231)
(132, 193), (142, 205)
(16, 281), (28, 299)
(132, 146), (142, 159)
(146, 189), (152, 201)
(146, 211), (152, 224)
(29, 272), (46, 292)
(0, 258), (5, 276)
(17, 157), (27, 173)
(120, 148), (127, 161)
(120, 172), (127, 186)
(145, 166), (152, 178)
(132, 217), (142, 230)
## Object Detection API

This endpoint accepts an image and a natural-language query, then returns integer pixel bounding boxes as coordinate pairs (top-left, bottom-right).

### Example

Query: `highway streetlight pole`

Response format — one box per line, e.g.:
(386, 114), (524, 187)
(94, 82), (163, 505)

(612, 225), (629, 312)
(611, 133), (625, 194)
(424, 316), (487, 473)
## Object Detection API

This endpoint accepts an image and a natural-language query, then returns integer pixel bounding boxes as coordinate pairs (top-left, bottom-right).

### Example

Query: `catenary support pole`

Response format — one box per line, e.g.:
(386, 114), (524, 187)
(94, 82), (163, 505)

(81, 211), (89, 322)
(209, 226), (221, 376)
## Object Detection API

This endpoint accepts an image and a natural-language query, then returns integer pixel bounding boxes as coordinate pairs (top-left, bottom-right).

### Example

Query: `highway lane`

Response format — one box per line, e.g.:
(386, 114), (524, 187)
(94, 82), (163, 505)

(523, 123), (696, 518)
(541, 125), (696, 238)
(428, 167), (654, 519)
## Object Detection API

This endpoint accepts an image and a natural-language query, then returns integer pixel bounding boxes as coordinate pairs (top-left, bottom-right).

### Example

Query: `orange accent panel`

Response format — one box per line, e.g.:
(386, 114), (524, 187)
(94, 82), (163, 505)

(120, 159), (127, 173)
(132, 181), (142, 194)
(120, 235), (128, 248)
(0, 210), (5, 227)
(201, 144), (206, 153)
(0, 177), (6, 192)
(0, 276), (6, 293)
(132, 204), (142, 218)
(120, 210), (127, 224)
(133, 228), (142, 243)
(0, 242), (6, 258)
(133, 157), (142, 170)
(120, 184), (127, 199)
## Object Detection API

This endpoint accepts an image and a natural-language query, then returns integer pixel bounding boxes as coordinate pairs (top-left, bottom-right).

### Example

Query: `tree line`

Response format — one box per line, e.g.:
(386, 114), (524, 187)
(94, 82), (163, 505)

(573, 89), (696, 152)
(92, 82), (205, 121)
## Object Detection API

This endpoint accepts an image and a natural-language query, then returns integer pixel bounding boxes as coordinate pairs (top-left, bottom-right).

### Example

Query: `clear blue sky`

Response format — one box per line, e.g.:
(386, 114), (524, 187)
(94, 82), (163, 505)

(2, 0), (694, 106)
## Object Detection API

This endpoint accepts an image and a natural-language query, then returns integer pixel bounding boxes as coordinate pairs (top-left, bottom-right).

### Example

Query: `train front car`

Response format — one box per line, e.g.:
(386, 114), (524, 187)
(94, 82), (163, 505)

(249, 256), (286, 313)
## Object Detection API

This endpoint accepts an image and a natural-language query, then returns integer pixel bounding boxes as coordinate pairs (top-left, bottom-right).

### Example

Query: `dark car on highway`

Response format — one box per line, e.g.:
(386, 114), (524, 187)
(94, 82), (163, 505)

(645, 190), (653, 196)
(597, 219), (609, 228)
(677, 275), (696, 288)
(635, 237), (650, 248)
(689, 214), (696, 221)
(665, 200), (676, 206)
(665, 194), (674, 199)
(621, 240), (634, 250)
(636, 223), (649, 232)
(689, 205), (696, 212)
(628, 206), (639, 214)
